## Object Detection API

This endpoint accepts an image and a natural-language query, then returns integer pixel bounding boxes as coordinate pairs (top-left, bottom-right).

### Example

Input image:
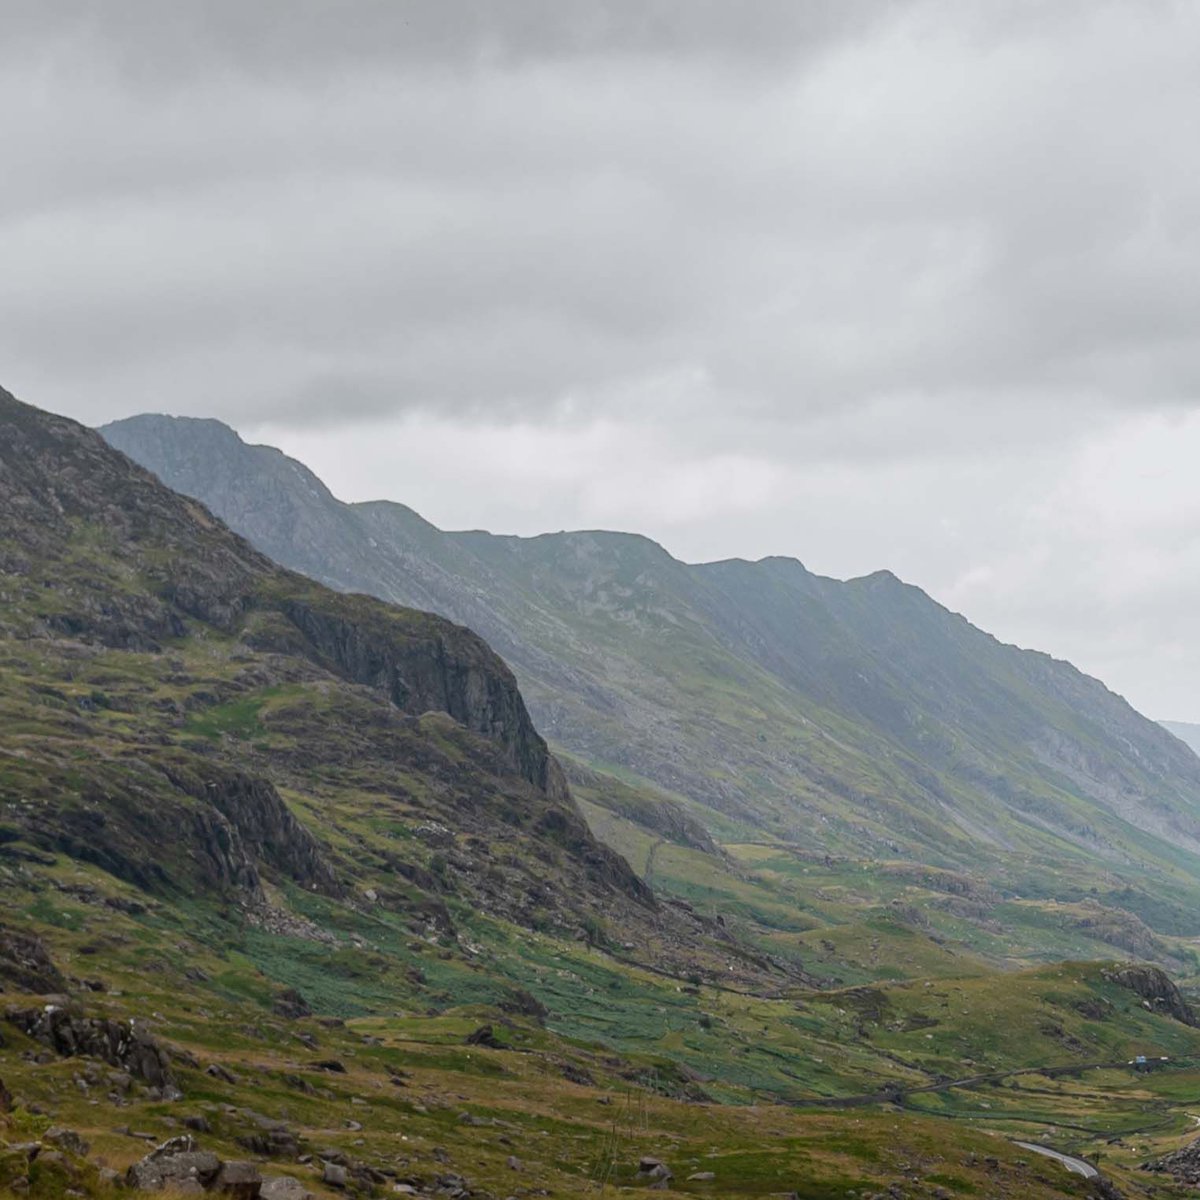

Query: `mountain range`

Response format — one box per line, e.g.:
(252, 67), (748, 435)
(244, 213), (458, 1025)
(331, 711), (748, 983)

(4, 387), (1200, 1197)
(102, 413), (1200, 965)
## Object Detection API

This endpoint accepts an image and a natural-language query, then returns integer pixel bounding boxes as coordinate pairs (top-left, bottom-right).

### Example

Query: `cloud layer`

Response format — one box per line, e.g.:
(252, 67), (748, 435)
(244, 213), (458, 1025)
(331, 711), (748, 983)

(4, 1), (1200, 718)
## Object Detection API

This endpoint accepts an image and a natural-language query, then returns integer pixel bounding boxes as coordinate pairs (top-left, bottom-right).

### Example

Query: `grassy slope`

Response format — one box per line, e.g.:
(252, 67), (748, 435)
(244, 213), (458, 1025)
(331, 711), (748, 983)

(6, 875), (1200, 1198)
(100, 415), (1200, 971)
(0, 398), (1196, 1196)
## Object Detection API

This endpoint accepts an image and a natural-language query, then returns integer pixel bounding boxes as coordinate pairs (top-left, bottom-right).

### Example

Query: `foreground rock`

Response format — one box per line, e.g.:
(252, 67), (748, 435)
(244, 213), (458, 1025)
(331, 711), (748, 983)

(637, 1156), (674, 1188)
(127, 1135), (263, 1195)
(127, 1136), (221, 1190)
(260, 1178), (315, 1200)
(1143, 1137), (1200, 1184)
(7, 1005), (178, 1093)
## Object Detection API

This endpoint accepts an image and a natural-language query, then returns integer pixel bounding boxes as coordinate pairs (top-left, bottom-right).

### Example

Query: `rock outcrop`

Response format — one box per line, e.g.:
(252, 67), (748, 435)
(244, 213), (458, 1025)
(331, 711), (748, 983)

(164, 765), (339, 895)
(7, 1006), (177, 1092)
(1143, 1137), (1200, 1184)
(0, 926), (65, 993)
(277, 595), (565, 801)
(1104, 964), (1196, 1025)
(126, 1136), (221, 1191)
(0, 385), (762, 987)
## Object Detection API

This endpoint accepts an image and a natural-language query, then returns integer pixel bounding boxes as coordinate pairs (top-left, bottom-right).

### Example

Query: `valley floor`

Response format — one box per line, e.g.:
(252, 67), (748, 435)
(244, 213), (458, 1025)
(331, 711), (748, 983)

(5, 865), (1200, 1200)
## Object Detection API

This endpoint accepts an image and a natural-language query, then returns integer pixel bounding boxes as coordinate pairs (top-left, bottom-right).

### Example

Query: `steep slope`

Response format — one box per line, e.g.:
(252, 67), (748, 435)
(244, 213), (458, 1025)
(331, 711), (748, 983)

(3, 387), (793, 994)
(9, 393), (1200, 1200)
(102, 415), (1200, 930)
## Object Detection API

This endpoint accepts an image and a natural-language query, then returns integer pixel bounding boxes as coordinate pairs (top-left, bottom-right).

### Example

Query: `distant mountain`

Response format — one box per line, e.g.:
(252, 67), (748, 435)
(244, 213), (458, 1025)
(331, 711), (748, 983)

(1163, 720), (1200, 757)
(103, 413), (1200, 937)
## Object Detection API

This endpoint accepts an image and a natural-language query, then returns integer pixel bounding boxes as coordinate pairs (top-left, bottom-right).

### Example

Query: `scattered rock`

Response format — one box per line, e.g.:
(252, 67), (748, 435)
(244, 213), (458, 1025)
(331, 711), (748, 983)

(322, 1162), (348, 1188)
(237, 1128), (301, 1158)
(261, 1178), (315, 1200)
(44, 1127), (90, 1156)
(310, 1058), (346, 1073)
(1143, 1136), (1200, 1183)
(215, 1160), (262, 1198)
(206, 1063), (239, 1084)
(636, 1157), (673, 1188)
(126, 1135), (221, 1191)
(560, 1062), (594, 1086)
(272, 989), (311, 1020)
(497, 989), (548, 1023)
(687, 1171), (715, 1181)
(464, 1025), (504, 1049)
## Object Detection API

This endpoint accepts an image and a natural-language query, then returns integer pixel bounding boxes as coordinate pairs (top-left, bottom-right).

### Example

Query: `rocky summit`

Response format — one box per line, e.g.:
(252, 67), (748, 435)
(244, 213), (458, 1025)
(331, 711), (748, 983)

(4, 385), (1200, 1199)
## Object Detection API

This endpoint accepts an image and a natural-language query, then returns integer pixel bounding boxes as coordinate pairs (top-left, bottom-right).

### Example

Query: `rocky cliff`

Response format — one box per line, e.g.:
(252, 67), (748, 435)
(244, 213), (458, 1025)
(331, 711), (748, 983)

(101, 412), (1200, 938)
(0, 386), (675, 946)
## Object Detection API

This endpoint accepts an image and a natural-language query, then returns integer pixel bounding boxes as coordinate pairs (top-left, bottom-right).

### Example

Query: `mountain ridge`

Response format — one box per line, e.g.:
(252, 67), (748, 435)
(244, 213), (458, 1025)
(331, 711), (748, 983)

(4, 387), (725, 958)
(6, 392), (1200, 1198)
(102, 412), (1200, 946)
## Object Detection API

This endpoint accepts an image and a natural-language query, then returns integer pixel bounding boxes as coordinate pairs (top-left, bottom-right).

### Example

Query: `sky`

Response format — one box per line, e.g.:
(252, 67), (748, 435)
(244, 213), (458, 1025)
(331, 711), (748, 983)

(4, 1), (1200, 719)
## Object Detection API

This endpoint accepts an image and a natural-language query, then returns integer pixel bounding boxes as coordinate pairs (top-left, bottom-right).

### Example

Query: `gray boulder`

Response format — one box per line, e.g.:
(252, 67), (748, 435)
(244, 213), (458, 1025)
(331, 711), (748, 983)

(126, 1136), (221, 1191)
(260, 1178), (315, 1200)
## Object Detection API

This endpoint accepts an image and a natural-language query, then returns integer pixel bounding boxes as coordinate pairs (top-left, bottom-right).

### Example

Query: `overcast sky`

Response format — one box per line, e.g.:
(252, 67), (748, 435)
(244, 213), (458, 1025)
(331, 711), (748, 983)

(5, 1), (1200, 719)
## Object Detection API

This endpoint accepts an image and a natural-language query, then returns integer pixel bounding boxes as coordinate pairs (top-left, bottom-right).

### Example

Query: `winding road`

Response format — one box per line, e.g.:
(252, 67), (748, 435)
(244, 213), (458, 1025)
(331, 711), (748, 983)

(1013, 1140), (1099, 1179)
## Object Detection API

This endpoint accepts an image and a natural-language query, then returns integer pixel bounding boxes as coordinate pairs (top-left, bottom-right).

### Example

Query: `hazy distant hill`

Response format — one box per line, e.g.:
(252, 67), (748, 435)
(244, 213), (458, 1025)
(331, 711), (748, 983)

(1163, 720), (1200, 757)
(103, 413), (1200, 931)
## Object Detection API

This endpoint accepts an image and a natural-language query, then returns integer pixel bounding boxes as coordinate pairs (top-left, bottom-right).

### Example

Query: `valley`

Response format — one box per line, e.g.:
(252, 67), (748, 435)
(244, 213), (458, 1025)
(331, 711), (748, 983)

(2, 387), (1200, 1196)
(103, 413), (1200, 990)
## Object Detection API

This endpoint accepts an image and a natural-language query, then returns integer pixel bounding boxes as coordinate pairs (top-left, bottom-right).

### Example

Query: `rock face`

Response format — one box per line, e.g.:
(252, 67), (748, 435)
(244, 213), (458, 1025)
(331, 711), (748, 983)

(164, 765), (339, 896)
(0, 384), (675, 962)
(102, 409), (1200, 913)
(7, 1007), (177, 1091)
(277, 596), (565, 801)
(1104, 964), (1197, 1025)
(0, 927), (65, 993)
(2, 388), (560, 804)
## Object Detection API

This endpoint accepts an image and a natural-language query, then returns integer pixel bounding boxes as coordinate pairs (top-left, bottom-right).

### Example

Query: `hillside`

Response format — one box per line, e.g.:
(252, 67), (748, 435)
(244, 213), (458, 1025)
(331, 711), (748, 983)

(8, 389), (1200, 1197)
(103, 414), (1200, 962)
(2, 386), (821, 999)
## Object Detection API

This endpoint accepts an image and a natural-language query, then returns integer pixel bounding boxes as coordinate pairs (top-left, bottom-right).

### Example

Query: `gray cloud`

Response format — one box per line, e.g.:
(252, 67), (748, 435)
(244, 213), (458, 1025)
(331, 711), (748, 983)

(3, 1), (885, 78)
(4, 0), (1200, 717)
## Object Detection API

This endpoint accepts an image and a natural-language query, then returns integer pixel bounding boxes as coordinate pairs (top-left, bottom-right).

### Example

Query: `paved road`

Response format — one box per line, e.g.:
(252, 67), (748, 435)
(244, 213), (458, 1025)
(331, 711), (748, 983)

(1013, 1141), (1099, 1179)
